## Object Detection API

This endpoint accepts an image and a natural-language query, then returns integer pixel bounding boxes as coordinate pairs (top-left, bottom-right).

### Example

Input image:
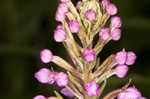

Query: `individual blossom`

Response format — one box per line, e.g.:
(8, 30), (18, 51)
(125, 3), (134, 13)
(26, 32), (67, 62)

(111, 28), (122, 40)
(111, 16), (122, 28)
(61, 88), (75, 97)
(76, 1), (82, 9)
(83, 49), (95, 62)
(54, 72), (68, 87)
(55, 11), (66, 22)
(56, 24), (63, 29)
(117, 87), (142, 99)
(114, 65), (128, 78)
(85, 81), (100, 96)
(34, 68), (55, 84)
(55, 3), (69, 22)
(54, 28), (67, 42)
(101, 0), (110, 10)
(99, 27), (111, 40)
(40, 49), (53, 63)
(115, 50), (127, 65)
(126, 51), (137, 65)
(57, 3), (69, 14)
(125, 87), (142, 96)
(68, 20), (80, 33)
(106, 3), (117, 15)
(33, 95), (47, 99)
(85, 9), (96, 21)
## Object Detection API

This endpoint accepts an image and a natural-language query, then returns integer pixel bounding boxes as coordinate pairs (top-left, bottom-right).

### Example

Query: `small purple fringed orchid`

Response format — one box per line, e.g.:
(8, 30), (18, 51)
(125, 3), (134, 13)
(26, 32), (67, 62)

(85, 81), (100, 96)
(54, 72), (68, 87)
(40, 49), (53, 63)
(85, 9), (96, 21)
(111, 28), (122, 40)
(69, 20), (80, 33)
(101, 0), (110, 10)
(61, 88), (75, 97)
(114, 65), (129, 78)
(34, 0), (145, 99)
(99, 27), (110, 40)
(115, 50), (127, 65)
(111, 16), (122, 28)
(126, 51), (137, 65)
(55, 3), (69, 22)
(117, 87), (145, 99)
(33, 95), (57, 99)
(34, 68), (55, 84)
(33, 95), (47, 99)
(54, 28), (67, 42)
(76, 1), (81, 9)
(106, 3), (117, 15)
(83, 49), (95, 62)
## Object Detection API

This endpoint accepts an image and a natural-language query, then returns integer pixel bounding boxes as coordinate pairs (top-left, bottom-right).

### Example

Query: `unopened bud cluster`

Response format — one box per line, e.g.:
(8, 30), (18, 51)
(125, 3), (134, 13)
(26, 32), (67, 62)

(34, 0), (145, 99)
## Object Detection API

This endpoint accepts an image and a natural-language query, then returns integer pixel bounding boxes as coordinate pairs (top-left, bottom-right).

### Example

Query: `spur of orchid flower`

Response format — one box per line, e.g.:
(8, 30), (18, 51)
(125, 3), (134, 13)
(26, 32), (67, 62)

(33, 0), (146, 99)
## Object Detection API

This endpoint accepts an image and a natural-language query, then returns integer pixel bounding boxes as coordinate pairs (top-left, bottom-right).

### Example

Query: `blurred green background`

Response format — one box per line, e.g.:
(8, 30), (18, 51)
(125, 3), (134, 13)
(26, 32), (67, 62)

(0, 0), (150, 99)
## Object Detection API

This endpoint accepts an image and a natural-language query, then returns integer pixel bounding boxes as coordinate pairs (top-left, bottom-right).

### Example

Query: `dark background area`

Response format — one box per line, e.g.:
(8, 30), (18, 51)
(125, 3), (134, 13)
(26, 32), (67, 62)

(0, 0), (150, 99)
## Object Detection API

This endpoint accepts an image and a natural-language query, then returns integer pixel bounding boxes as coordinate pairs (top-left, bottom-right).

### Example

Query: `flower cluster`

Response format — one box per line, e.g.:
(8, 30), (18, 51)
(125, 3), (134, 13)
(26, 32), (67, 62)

(34, 63), (68, 87)
(34, 0), (145, 99)
(114, 50), (137, 78)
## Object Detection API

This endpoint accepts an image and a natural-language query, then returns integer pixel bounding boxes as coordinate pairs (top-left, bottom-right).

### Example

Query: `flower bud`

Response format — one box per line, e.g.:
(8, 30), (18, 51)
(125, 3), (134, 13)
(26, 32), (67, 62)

(126, 51), (136, 65)
(125, 87), (141, 96)
(115, 50), (127, 64)
(54, 72), (68, 87)
(111, 28), (121, 40)
(114, 65), (128, 78)
(111, 16), (122, 28)
(106, 3), (117, 15)
(55, 11), (66, 22)
(34, 68), (55, 84)
(85, 81), (100, 96)
(99, 28), (110, 40)
(76, 1), (82, 9)
(56, 24), (63, 29)
(83, 49), (95, 62)
(33, 95), (47, 99)
(68, 20), (80, 33)
(117, 92), (139, 99)
(85, 9), (96, 21)
(117, 87), (142, 99)
(54, 28), (67, 42)
(101, 0), (110, 10)
(40, 49), (53, 63)
(55, 3), (68, 22)
(57, 3), (69, 14)
(61, 88), (74, 97)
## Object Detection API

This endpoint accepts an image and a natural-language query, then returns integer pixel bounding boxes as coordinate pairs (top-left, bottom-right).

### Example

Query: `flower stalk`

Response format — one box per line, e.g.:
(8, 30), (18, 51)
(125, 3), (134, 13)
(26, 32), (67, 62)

(33, 0), (145, 99)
